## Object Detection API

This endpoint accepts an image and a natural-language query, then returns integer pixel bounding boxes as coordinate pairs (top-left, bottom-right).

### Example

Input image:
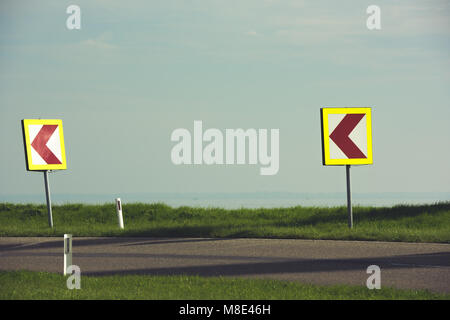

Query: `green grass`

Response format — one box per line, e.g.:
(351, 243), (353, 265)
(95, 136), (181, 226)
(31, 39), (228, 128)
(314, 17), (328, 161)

(0, 270), (448, 300)
(0, 202), (449, 243)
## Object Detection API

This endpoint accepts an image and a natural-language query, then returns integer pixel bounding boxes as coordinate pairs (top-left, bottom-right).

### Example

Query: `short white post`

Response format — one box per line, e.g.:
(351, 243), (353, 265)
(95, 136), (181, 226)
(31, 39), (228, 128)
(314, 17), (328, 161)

(115, 198), (124, 229)
(64, 234), (72, 275)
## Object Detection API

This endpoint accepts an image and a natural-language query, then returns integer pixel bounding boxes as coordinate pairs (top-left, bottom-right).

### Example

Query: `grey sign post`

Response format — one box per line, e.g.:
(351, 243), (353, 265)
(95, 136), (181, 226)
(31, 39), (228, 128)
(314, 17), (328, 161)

(43, 170), (54, 228)
(21, 119), (67, 228)
(321, 108), (374, 229)
(346, 165), (353, 229)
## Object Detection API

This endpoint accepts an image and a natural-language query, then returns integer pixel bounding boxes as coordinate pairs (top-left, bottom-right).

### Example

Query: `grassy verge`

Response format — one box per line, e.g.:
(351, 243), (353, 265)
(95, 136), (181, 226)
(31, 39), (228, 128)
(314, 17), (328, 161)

(0, 270), (448, 300)
(0, 202), (449, 243)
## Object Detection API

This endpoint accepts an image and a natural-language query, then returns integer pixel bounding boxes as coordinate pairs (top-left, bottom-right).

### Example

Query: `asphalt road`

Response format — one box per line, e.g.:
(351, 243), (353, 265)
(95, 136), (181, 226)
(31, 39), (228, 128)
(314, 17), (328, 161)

(1, 237), (449, 293)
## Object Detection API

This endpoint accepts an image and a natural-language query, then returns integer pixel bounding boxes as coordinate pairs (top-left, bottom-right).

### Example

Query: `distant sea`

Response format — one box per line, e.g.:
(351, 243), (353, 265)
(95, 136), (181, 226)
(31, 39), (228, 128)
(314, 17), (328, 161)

(1, 192), (449, 209)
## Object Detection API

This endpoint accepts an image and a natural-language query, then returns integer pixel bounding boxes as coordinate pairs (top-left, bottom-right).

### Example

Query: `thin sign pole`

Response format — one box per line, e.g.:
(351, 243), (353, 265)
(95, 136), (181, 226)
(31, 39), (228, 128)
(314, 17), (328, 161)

(43, 170), (53, 228)
(346, 165), (353, 229)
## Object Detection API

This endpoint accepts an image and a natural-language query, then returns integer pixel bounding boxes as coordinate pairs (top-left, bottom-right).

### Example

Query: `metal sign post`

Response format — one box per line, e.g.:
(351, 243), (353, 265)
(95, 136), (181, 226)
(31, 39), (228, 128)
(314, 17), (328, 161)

(346, 165), (353, 229)
(320, 108), (373, 229)
(43, 170), (53, 228)
(21, 119), (67, 228)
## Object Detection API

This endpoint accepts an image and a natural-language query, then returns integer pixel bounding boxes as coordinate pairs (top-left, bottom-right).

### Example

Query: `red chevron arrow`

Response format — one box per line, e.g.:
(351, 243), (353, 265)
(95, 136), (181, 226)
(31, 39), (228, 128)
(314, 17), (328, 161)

(329, 114), (366, 159)
(31, 125), (62, 164)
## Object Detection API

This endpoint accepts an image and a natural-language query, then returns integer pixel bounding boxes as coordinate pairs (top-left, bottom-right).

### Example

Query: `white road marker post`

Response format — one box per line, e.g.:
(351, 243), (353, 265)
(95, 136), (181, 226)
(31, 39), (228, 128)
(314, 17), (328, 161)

(63, 234), (72, 276)
(115, 198), (124, 229)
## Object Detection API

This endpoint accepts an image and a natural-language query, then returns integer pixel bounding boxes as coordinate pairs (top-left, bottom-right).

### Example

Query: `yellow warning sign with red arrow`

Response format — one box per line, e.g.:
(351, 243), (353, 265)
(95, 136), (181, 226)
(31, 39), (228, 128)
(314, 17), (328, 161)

(321, 108), (373, 165)
(21, 119), (67, 171)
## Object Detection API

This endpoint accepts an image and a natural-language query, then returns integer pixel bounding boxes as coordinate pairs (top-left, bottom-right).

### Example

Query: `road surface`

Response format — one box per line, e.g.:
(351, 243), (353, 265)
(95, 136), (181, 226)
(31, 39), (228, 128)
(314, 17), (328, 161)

(0, 237), (449, 293)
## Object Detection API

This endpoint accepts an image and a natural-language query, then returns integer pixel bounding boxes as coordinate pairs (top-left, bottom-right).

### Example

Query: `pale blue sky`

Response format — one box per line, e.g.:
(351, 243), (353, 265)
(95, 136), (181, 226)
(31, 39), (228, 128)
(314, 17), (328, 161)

(1, 0), (450, 198)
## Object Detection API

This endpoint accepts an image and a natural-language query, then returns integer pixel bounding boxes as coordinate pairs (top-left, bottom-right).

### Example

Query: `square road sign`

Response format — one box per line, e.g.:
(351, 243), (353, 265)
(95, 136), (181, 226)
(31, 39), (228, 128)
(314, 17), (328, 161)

(21, 119), (67, 171)
(320, 107), (373, 165)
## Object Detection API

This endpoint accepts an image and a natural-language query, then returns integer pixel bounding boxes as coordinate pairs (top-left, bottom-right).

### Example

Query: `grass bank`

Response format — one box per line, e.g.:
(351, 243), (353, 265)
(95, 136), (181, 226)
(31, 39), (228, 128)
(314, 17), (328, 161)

(0, 270), (448, 300)
(0, 202), (449, 243)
